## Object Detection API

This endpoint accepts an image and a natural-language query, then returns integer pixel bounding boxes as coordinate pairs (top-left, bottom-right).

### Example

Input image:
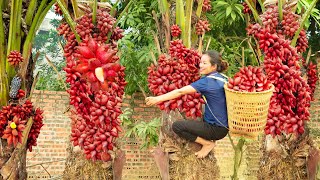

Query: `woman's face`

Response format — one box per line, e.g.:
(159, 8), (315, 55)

(199, 54), (217, 75)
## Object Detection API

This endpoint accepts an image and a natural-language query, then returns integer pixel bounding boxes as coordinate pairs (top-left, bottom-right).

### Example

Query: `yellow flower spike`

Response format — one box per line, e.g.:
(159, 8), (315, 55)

(10, 122), (17, 129)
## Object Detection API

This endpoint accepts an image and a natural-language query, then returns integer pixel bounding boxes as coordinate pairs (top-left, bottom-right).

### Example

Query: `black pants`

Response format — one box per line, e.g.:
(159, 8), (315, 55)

(172, 120), (228, 142)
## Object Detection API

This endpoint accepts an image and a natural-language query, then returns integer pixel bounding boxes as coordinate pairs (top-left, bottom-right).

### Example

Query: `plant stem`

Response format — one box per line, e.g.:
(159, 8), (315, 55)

(257, 0), (265, 12)
(244, 0), (262, 24)
(176, 0), (185, 45)
(7, 0), (16, 56)
(110, 0), (120, 16)
(247, 38), (261, 66)
(45, 55), (68, 91)
(25, 0), (37, 26)
(278, 0), (283, 22)
(20, 0), (55, 81)
(0, 2), (5, 68)
(70, 0), (80, 18)
(17, 118), (33, 149)
(196, 0), (204, 17)
(107, 0), (134, 43)
(205, 37), (211, 51)
(291, 0), (319, 47)
(92, 0), (97, 25)
(158, 0), (169, 14)
(15, 0), (23, 50)
(56, 0), (81, 43)
(0, 2), (7, 106)
(185, 0), (193, 48)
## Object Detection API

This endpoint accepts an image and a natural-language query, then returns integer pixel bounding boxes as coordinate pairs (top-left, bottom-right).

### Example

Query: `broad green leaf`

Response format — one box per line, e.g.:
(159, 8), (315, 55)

(231, 11), (236, 21)
(226, 6), (232, 17)
(216, 1), (229, 6)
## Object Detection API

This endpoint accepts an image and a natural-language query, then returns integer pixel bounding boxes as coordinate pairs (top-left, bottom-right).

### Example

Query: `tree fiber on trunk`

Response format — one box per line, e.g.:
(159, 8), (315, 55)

(157, 111), (219, 180)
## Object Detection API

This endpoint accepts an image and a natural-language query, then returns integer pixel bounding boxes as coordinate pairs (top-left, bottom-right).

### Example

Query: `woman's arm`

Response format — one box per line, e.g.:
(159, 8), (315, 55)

(145, 85), (197, 106)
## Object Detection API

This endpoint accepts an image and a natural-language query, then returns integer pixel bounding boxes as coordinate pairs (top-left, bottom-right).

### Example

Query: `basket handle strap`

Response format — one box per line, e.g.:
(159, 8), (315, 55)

(207, 75), (228, 83)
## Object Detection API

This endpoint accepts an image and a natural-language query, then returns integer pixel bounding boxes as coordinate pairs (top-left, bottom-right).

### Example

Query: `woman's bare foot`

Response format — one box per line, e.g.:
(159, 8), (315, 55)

(195, 142), (215, 158)
(194, 137), (215, 158)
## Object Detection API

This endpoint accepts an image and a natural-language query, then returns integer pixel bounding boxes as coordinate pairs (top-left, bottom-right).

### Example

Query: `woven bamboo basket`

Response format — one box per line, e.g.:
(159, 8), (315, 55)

(224, 84), (274, 139)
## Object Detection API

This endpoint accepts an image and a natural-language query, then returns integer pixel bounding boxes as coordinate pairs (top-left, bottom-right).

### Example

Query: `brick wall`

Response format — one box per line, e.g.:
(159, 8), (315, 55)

(27, 77), (320, 179)
(26, 91), (162, 180)
(27, 90), (71, 179)
(120, 93), (162, 180)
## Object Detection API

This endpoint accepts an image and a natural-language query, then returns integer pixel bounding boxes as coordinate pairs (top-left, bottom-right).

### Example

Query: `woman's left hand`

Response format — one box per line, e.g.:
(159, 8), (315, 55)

(145, 96), (161, 106)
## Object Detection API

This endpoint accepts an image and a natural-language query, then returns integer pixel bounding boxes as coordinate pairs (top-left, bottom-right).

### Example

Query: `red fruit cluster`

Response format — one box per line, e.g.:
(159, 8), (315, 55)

(96, 9), (116, 39)
(202, 0), (212, 12)
(148, 53), (204, 118)
(54, 3), (63, 16)
(242, 2), (252, 14)
(281, 11), (299, 37)
(70, 91), (122, 161)
(296, 30), (308, 53)
(266, 105), (305, 135)
(59, 9), (126, 162)
(171, 24), (182, 37)
(306, 62), (318, 100)
(7, 50), (24, 66)
(227, 66), (271, 92)
(260, 6), (279, 33)
(73, 38), (122, 92)
(169, 40), (200, 71)
(111, 27), (124, 41)
(27, 108), (44, 152)
(76, 15), (94, 40)
(247, 5), (312, 136)
(16, 89), (25, 99)
(70, 109), (116, 162)
(0, 100), (43, 151)
(195, 20), (211, 35)
(2, 116), (26, 147)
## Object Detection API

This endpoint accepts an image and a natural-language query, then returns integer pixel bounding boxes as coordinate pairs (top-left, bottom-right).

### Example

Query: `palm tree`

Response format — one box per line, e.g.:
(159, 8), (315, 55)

(0, 0), (54, 179)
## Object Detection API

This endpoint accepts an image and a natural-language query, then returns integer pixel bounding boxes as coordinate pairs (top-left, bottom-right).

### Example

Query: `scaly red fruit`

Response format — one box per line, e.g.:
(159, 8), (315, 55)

(202, 0), (212, 12)
(16, 89), (26, 99)
(27, 108), (44, 152)
(54, 3), (63, 16)
(247, 5), (311, 137)
(0, 99), (44, 151)
(227, 66), (272, 92)
(8, 50), (24, 66)
(147, 50), (203, 118)
(242, 2), (252, 14)
(2, 116), (26, 147)
(171, 24), (182, 37)
(306, 62), (318, 100)
(73, 38), (123, 92)
(195, 20), (211, 35)
(59, 8), (126, 162)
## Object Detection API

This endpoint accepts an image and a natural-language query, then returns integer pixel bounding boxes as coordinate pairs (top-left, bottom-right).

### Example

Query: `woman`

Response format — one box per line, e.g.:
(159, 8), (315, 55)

(146, 50), (229, 158)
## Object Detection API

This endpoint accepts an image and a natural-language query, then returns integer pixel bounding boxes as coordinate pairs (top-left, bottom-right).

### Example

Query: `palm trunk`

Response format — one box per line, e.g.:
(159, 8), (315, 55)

(62, 144), (126, 180)
(155, 111), (220, 180)
(0, 142), (27, 180)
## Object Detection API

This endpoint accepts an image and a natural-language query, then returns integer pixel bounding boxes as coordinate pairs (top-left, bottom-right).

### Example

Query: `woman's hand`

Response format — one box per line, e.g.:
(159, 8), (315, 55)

(145, 96), (161, 106)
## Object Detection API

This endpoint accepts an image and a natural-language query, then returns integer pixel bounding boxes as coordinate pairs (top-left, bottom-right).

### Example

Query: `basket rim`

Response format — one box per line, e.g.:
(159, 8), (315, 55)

(224, 83), (275, 94)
